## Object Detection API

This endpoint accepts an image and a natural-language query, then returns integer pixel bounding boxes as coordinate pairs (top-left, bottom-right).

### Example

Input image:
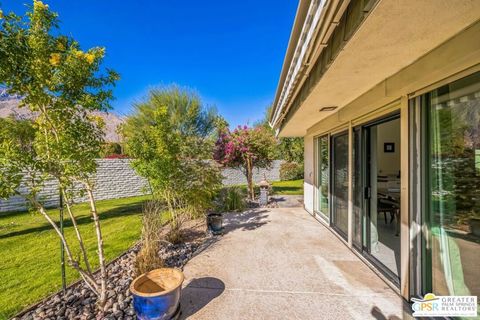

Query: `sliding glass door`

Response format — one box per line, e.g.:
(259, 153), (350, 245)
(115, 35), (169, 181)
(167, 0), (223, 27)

(314, 135), (329, 219)
(353, 128), (364, 249)
(364, 116), (401, 281)
(331, 131), (349, 238)
(424, 72), (480, 299)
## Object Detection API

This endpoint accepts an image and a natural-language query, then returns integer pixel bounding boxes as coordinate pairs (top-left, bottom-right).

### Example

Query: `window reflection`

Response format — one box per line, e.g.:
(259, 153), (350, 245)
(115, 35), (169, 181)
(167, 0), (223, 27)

(315, 135), (329, 218)
(332, 132), (349, 237)
(427, 72), (480, 299)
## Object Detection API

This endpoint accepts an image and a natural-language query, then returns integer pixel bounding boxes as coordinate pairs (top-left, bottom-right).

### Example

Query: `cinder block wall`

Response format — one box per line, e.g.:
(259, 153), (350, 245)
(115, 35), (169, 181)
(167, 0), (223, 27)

(78, 159), (149, 202)
(0, 177), (60, 213)
(0, 159), (283, 213)
(0, 159), (148, 213)
(221, 160), (283, 185)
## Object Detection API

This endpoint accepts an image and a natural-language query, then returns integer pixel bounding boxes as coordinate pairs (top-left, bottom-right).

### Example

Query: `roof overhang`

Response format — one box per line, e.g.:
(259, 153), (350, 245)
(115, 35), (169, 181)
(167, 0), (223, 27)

(270, 0), (350, 134)
(271, 0), (480, 137)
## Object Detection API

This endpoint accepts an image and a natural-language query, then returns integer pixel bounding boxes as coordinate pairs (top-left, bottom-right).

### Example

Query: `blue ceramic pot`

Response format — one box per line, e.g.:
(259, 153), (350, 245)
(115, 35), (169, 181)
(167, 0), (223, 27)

(130, 268), (184, 320)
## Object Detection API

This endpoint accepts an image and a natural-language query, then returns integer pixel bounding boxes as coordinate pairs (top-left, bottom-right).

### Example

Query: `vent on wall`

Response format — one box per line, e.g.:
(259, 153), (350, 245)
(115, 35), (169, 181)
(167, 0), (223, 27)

(319, 106), (338, 112)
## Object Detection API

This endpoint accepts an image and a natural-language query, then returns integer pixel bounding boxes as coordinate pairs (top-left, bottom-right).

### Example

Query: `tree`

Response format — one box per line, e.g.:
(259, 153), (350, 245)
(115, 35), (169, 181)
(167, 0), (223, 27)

(122, 87), (223, 241)
(100, 142), (123, 158)
(0, 1), (118, 310)
(213, 125), (277, 200)
(255, 104), (304, 165)
(277, 137), (304, 164)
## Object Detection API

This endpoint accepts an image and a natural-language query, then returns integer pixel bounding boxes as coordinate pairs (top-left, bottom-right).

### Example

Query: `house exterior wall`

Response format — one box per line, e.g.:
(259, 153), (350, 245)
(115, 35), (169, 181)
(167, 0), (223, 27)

(300, 21), (480, 300)
(303, 135), (314, 214)
(273, 0), (480, 137)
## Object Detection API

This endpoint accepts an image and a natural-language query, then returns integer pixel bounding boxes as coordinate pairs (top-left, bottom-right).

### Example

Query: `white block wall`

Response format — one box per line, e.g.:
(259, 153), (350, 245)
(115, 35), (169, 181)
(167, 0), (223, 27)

(0, 159), (283, 213)
(221, 160), (283, 185)
(0, 159), (148, 213)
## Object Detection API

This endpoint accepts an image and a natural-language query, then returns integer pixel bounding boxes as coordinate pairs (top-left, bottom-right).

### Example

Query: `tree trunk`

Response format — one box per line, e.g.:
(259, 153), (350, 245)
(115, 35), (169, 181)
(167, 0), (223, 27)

(85, 186), (107, 310)
(246, 156), (254, 200)
(62, 189), (92, 275)
(29, 196), (100, 294)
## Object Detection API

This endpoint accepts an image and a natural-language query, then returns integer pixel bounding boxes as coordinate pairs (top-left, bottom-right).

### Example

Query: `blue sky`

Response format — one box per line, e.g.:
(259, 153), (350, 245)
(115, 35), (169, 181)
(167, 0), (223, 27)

(2, 1), (298, 127)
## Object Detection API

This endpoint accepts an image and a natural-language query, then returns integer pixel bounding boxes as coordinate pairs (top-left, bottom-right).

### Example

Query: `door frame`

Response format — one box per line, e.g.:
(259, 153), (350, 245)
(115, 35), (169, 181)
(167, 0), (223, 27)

(354, 112), (402, 287)
(313, 134), (330, 222)
(330, 130), (349, 240)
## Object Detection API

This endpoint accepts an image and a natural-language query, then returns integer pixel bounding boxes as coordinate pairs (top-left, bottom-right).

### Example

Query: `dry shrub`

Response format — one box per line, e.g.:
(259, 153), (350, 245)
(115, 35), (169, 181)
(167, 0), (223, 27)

(165, 206), (192, 244)
(134, 201), (165, 276)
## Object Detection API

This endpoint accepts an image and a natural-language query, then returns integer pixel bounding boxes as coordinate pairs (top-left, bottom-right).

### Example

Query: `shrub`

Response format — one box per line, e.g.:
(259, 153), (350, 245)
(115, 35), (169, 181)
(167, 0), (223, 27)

(280, 162), (304, 181)
(216, 186), (246, 212)
(101, 142), (123, 157)
(123, 87), (223, 242)
(104, 153), (129, 159)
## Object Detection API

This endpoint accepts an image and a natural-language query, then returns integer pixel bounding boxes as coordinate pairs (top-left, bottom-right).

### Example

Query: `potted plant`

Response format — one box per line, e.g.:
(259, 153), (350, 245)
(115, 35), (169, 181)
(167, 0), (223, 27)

(131, 201), (184, 319)
(207, 212), (224, 235)
(208, 186), (248, 234)
(130, 268), (184, 320)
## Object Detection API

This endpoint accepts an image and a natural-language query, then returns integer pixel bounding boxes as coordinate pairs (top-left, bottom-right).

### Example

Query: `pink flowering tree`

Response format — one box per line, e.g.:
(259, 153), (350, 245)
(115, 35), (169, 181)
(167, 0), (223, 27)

(214, 125), (276, 200)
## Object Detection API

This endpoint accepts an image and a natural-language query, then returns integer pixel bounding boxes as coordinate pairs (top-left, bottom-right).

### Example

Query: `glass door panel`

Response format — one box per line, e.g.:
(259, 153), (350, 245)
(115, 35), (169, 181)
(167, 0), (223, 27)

(353, 128), (363, 248)
(365, 116), (401, 280)
(315, 135), (329, 219)
(426, 72), (480, 300)
(331, 132), (349, 237)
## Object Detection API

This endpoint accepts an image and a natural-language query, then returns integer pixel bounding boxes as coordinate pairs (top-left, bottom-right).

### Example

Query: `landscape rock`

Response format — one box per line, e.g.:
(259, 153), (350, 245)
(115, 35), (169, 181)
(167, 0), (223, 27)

(15, 234), (207, 320)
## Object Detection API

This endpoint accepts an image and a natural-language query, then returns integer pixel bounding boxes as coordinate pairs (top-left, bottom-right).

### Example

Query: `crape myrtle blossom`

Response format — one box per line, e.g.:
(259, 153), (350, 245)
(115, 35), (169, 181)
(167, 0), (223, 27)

(213, 125), (276, 200)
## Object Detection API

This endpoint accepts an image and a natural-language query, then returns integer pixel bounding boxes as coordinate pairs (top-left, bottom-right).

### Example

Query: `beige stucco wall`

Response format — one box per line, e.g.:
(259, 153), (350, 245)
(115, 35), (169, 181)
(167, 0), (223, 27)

(279, 0), (480, 136)
(303, 20), (480, 210)
(305, 20), (480, 137)
(303, 19), (480, 194)
(300, 20), (480, 299)
(303, 134), (314, 214)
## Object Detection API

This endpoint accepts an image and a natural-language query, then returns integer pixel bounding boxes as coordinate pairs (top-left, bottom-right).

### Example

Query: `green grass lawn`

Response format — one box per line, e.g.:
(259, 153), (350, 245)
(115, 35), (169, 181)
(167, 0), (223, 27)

(0, 195), (151, 319)
(271, 179), (304, 195)
(235, 179), (304, 196)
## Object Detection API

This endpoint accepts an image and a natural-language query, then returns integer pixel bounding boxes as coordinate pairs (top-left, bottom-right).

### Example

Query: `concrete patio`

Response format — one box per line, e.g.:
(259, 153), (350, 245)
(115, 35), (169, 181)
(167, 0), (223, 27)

(180, 207), (412, 319)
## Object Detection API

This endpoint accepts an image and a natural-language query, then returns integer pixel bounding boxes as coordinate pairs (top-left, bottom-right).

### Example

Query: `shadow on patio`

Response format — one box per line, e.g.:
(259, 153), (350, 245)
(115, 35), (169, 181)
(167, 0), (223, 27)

(222, 209), (270, 234)
(180, 277), (225, 319)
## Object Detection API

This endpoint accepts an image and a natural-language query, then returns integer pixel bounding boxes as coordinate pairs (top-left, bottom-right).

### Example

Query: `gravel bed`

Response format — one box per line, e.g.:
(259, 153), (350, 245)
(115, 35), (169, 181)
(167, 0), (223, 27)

(13, 239), (205, 320)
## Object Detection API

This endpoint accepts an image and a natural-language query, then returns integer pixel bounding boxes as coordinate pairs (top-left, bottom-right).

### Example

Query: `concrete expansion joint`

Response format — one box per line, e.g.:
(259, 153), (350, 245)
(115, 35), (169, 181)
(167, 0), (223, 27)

(221, 287), (397, 297)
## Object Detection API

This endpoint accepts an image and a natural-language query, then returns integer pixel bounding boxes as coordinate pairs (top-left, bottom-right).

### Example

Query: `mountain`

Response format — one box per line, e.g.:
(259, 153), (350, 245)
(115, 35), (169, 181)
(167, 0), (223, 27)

(0, 95), (125, 143)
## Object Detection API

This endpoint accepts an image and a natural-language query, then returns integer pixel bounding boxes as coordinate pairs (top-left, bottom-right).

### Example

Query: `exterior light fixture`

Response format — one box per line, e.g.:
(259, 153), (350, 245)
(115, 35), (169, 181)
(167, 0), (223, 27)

(319, 106), (338, 112)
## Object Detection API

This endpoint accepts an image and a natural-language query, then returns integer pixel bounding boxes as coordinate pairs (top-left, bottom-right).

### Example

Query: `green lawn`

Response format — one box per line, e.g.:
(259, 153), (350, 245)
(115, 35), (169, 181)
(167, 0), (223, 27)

(235, 179), (304, 196)
(0, 195), (151, 319)
(271, 179), (303, 195)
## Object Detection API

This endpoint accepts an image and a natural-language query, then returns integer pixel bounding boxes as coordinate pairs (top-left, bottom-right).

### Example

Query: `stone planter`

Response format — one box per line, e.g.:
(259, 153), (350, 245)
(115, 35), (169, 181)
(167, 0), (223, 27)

(130, 268), (184, 320)
(207, 213), (224, 235)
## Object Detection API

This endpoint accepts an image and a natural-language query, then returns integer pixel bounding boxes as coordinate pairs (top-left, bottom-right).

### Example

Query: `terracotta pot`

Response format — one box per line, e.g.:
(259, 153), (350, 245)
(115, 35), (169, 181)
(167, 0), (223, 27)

(130, 268), (184, 320)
